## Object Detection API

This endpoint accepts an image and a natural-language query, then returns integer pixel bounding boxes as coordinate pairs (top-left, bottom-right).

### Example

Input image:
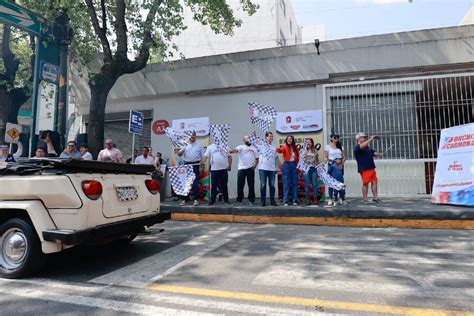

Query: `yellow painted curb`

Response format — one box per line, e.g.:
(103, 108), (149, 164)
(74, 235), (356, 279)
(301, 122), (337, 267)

(171, 213), (474, 229)
(146, 284), (474, 315)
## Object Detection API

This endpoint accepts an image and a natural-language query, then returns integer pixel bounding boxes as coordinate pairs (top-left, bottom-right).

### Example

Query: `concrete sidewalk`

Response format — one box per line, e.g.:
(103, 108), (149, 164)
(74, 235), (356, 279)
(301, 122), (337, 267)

(161, 198), (474, 229)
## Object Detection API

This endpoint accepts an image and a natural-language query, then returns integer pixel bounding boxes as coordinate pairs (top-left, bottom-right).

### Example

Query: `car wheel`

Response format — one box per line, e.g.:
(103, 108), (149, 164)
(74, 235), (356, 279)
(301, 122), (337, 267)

(110, 233), (138, 246)
(0, 218), (46, 279)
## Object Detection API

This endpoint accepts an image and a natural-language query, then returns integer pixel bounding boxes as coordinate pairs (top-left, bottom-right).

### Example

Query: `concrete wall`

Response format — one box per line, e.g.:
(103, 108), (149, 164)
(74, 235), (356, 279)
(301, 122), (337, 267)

(142, 85), (318, 198)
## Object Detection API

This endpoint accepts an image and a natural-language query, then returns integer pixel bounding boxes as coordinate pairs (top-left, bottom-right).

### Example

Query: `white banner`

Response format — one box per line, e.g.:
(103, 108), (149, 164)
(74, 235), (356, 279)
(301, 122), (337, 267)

(5, 123), (22, 143)
(276, 110), (323, 133)
(172, 117), (209, 137)
(431, 123), (474, 206)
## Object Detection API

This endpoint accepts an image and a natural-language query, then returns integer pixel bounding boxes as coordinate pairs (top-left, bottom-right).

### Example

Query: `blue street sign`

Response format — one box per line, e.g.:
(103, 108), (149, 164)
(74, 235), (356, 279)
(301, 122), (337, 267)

(129, 110), (144, 135)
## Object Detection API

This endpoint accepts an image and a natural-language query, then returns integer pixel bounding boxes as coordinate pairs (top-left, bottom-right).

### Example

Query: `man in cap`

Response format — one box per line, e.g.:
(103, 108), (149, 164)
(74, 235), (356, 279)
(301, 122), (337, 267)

(354, 132), (383, 203)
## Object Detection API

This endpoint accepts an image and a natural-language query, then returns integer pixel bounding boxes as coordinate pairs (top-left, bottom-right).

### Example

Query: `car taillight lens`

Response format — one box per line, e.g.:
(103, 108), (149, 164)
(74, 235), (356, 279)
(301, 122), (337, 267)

(81, 180), (103, 200)
(145, 179), (160, 194)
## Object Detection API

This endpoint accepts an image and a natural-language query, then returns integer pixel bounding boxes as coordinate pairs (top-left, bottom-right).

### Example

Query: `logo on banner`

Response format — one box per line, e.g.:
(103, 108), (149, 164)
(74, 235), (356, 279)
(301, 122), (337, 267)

(441, 133), (474, 150)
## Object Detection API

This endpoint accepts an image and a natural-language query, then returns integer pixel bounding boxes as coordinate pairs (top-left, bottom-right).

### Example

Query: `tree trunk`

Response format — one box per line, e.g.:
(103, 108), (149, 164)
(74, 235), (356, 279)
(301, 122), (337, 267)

(87, 79), (115, 157)
(0, 86), (21, 144)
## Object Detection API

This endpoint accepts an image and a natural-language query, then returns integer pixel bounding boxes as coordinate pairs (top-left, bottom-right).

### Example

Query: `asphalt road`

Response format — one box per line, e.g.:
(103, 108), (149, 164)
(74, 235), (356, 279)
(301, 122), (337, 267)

(1, 221), (473, 315)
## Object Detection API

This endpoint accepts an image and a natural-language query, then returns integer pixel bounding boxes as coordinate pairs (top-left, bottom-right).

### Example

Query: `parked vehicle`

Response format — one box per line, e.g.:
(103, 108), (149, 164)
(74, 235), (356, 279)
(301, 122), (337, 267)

(0, 158), (170, 278)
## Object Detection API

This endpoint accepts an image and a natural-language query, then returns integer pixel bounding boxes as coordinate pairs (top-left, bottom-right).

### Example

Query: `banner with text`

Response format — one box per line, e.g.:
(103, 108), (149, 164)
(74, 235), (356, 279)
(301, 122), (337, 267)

(172, 117), (209, 137)
(276, 110), (323, 134)
(431, 123), (473, 206)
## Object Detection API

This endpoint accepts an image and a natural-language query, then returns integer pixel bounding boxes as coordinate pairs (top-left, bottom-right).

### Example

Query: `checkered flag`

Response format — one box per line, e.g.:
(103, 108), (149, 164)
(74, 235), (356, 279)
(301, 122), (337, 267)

(297, 139), (311, 174)
(210, 124), (231, 156)
(249, 133), (276, 161)
(165, 127), (193, 148)
(316, 164), (345, 191)
(169, 165), (196, 196)
(248, 101), (277, 132)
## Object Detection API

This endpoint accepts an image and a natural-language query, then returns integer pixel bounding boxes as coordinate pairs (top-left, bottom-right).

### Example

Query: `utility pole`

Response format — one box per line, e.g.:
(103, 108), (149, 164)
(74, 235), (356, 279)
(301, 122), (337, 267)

(55, 10), (73, 147)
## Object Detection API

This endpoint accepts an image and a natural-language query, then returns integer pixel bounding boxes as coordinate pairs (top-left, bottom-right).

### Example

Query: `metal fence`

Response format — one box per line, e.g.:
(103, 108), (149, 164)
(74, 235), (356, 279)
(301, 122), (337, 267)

(323, 73), (473, 197)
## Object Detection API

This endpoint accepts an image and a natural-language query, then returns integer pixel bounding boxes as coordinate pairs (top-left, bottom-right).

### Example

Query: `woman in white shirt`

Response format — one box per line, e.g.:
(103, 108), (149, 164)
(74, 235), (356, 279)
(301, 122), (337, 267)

(324, 133), (347, 206)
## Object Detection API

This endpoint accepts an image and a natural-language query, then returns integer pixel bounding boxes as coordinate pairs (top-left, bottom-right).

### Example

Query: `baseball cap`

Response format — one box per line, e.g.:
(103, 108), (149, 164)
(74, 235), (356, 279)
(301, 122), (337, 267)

(355, 132), (367, 140)
(330, 133), (340, 139)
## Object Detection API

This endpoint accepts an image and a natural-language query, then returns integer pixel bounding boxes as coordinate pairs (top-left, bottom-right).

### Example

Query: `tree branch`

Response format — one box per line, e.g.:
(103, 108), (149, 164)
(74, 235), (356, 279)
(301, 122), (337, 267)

(101, 0), (106, 31)
(128, 1), (162, 73)
(114, 0), (128, 59)
(1, 24), (20, 82)
(84, 0), (112, 63)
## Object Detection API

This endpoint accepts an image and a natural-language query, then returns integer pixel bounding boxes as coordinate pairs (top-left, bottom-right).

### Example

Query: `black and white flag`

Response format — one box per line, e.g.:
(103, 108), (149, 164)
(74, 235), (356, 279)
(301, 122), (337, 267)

(164, 127), (193, 148)
(248, 101), (277, 132)
(297, 139), (311, 174)
(316, 164), (346, 191)
(249, 133), (276, 161)
(169, 165), (196, 196)
(210, 124), (231, 156)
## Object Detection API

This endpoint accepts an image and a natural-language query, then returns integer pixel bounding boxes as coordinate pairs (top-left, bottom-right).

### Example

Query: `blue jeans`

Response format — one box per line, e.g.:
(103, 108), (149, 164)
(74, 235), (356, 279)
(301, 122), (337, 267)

(259, 169), (276, 204)
(282, 161), (298, 203)
(328, 163), (345, 200)
(304, 167), (318, 198)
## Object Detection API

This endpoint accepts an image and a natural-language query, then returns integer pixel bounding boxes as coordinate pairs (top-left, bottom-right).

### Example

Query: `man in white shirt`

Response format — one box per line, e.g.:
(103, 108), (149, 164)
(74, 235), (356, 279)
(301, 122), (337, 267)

(97, 139), (124, 163)
(229, 135), (259, 206)
(0, 142), (22, 163)
(177, 132), (205, 206)
(257, 131), (278, 207)
(134, 146), (154, 164)
(201, 143), (232, 205)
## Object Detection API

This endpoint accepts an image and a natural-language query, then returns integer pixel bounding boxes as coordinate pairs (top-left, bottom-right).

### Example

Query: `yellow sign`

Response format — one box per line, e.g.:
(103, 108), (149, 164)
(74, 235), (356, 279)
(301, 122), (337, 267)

(5, 123), (22, 143)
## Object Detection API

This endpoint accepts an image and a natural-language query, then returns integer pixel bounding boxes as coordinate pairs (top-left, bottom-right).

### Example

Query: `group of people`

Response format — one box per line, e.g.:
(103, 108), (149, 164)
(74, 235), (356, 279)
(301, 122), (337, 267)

(175, 130), (383, 207)
(1, 130), (383, 205)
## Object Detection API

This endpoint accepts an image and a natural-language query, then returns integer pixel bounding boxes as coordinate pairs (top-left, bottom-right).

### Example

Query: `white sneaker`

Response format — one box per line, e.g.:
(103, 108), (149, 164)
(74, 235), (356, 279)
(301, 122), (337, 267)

(193, 200), (199, 206)
(325, 200), (334, 207)
(179, 200), (186, 206)
(340, 200), (348, 205)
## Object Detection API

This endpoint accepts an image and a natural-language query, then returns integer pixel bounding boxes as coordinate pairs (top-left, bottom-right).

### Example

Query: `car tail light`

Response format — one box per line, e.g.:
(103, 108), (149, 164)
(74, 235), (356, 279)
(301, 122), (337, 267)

(145, 179), (160, 194)
(81, 180), (103, 200)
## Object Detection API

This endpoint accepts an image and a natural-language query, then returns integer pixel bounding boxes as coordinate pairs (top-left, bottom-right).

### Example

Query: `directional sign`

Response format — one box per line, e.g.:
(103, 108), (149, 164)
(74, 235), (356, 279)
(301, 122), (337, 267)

(0, 0), (43, 35)
(129, 110), (144, 135)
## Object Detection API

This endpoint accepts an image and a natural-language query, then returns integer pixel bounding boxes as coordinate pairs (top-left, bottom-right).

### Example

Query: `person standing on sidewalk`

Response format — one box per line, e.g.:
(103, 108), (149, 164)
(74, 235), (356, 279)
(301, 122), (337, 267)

(134, 146), (154, 164)
(354, 132), (383, 203)
(302, 138), (320, 205)
(324, 133), (347, 207)
(98, 139), (124, 163)
(201, 143), (232, 205)
(277, 135), (300, 207)
(258, 131), (278, 207)
(230, 135), (259, 206)
(177, 132), (205, 206)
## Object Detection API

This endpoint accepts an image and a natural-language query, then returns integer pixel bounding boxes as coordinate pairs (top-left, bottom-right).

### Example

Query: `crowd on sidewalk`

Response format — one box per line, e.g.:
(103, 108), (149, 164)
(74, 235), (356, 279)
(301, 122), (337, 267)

(1, 129), (383, 206)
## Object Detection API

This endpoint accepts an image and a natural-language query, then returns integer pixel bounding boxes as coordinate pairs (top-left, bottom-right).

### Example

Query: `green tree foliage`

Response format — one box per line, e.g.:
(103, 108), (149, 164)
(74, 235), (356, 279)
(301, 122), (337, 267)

(0, 21), (34, 144)
(20, 0), (257, 155)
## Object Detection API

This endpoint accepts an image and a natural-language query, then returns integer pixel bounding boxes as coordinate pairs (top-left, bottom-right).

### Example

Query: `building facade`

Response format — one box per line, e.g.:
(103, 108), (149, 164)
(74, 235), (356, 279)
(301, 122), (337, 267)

(75, 25), (474, 198)
(168, 0), (302, 60)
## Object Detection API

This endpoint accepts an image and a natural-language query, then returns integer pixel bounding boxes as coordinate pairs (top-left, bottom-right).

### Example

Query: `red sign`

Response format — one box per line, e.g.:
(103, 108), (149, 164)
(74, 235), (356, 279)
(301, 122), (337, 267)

(152, 120), (170, 135)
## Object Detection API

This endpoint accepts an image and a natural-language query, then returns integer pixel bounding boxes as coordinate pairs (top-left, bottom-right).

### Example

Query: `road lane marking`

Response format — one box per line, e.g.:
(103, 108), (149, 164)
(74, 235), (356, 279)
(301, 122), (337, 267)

(90, 226), (248, 288)
(0, 278), (325, 315)
(146, 284), (474, 316)
(0, 281), (218, 316)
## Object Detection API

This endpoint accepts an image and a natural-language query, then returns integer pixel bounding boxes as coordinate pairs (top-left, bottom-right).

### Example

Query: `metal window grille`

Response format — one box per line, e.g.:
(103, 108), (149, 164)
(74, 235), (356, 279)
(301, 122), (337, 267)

(324, 73), (473, 197)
